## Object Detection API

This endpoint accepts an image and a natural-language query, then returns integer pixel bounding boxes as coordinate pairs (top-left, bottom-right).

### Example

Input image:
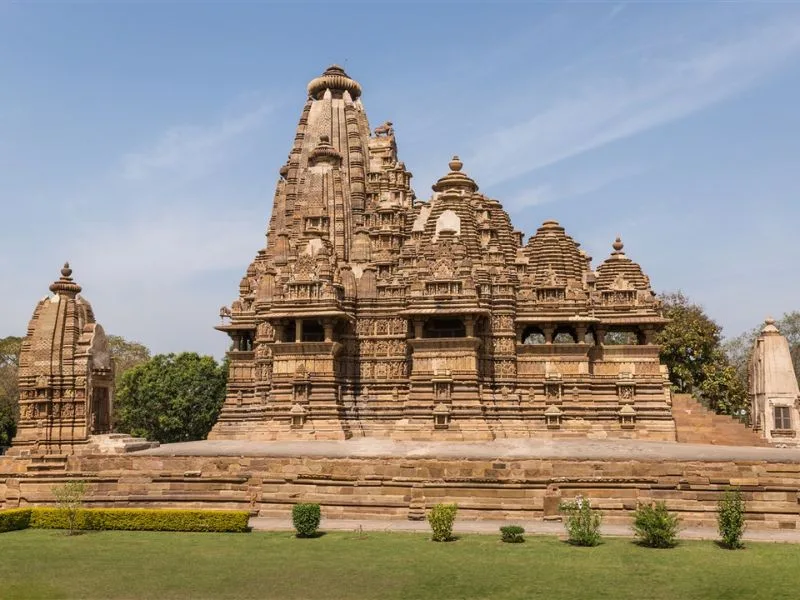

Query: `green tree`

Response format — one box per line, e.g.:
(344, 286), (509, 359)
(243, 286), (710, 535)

(655, 292), (722, 393)
(655, 292), (747, 418)
(107, 335), (151, 390)
(0, 336), (22, 446)
(115, 353), (227, 443)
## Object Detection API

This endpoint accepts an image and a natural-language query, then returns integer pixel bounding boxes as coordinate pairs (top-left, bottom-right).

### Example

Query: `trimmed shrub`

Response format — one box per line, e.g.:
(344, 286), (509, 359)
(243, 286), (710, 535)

(633, 501), (680, 548)
(718, 488), (746, 549)
(29, 508), (249, 532)
(500, 525), (525, 543)
(0, 508), (32, 533)
(427, 503), (458, 542)
(292, 503), (321, 538)
(560, 496), (602, 547)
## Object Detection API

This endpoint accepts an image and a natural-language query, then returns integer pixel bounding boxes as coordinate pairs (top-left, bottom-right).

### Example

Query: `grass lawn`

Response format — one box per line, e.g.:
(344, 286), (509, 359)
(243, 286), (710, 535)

(1, 529), (798, 600)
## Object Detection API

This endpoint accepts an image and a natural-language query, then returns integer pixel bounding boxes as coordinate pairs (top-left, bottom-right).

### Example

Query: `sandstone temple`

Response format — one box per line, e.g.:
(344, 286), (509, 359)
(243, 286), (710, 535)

(749, 318), (800, 446)
(11, 264), (114, 454)
(212, 65), (675, 442)
(3, 66), (799, 535)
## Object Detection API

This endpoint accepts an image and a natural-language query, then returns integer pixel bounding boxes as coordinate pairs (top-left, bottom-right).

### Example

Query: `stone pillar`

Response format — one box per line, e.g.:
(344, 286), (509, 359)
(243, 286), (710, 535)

(295, 319), (303, 343)
(413, 319), (424, 339)
(516, 327), (524, 343)
(595, 327), (606, 346)
(323, 319), (334, 343)
(465, 316), (475, 338)
(575, 325), (587, 344)
(274, 322), (284, 344)
(543, 325), (555, 345)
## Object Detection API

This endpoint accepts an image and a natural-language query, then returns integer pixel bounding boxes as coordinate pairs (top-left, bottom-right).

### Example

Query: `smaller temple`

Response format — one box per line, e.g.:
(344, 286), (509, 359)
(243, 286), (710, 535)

(11, 264), (114, 454)
(749, 318), (800, 446)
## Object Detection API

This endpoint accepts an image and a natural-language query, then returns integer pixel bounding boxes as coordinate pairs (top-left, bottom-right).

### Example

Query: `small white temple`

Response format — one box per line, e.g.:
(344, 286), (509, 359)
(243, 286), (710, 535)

(749, 318), (800, 446)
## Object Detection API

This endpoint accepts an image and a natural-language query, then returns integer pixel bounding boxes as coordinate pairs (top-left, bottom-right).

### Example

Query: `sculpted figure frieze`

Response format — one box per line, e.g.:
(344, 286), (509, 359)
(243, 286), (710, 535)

(210, 66), (673, 442)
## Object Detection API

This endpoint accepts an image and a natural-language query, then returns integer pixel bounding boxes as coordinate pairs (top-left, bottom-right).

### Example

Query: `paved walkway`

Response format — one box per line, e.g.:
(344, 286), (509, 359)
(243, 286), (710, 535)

(248, 517), (800, 543)
(138, 437), (800, 461)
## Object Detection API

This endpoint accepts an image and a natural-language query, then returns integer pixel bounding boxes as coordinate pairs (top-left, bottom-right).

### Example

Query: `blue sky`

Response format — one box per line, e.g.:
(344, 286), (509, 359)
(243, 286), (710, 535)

(2, 1), (799, 358)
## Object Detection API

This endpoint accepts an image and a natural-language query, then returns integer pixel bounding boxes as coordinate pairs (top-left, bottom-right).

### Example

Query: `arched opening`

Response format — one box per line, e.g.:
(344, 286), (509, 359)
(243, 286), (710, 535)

(553, 327), (577, 344)
(424, 318), (466, 338)
(302, 320), (325, 342)
(522, 326), (546, 345)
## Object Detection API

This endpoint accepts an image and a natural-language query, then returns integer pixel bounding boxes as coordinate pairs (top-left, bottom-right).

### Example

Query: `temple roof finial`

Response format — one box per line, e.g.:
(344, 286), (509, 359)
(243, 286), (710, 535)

(432, 155), (478, 193)
(612, 236), (624, 255)
(307, 65), (362, 100)
(49, 261), (82, 296)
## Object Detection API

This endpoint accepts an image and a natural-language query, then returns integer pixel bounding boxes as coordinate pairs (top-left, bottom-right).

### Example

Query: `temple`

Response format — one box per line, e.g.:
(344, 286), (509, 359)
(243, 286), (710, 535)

(749, 318), (800, 446)
(11, 264), (114, 454)
(211, 65), (674, 442)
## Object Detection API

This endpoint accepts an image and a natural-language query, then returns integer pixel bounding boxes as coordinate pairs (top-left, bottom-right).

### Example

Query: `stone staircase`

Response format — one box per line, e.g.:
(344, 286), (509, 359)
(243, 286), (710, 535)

(89, 433), (159, 454)
(672, 393), (768, 446)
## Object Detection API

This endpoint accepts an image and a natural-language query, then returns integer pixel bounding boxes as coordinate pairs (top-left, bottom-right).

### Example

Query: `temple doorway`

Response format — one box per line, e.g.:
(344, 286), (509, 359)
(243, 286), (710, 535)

(91, 387), (111, 434)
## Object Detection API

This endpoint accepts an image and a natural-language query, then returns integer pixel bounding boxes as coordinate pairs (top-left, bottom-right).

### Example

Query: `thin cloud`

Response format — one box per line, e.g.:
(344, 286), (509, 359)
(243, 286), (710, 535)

(469, 18), (800, 187)
(503, 163), (644, 211)
(121, 103), (271, 181)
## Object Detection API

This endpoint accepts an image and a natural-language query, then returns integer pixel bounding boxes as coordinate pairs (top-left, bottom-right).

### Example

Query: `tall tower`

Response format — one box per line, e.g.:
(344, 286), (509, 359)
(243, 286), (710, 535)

(212, 66), (674, 442)
(11, 264), (114, 454)
(213, 65), (414, 440)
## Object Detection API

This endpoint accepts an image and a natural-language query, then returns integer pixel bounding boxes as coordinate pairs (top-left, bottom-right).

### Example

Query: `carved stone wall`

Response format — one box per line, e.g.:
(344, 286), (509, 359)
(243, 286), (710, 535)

(211, 66), (678, 442)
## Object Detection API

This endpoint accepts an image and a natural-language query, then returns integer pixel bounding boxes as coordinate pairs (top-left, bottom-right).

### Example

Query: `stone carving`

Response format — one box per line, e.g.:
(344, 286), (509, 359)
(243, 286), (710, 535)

(11, 264), (114, 452)
(209, 66), (673, 442)
(374, 121), (394, 137)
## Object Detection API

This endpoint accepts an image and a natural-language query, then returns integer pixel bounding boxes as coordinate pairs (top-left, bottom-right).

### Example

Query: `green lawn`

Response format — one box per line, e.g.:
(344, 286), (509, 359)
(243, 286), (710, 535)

(1, 529), (798, 600)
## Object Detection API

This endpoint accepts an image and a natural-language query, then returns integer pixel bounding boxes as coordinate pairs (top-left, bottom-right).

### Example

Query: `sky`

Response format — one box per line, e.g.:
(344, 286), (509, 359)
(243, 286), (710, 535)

(2, 0), (800, 359)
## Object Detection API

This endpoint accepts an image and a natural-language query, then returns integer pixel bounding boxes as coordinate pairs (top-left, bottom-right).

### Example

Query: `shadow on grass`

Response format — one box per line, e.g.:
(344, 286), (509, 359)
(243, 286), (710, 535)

(294, 531), (327, 539)
(714, 540), (745, 550)
(561, 539), (604, 547)
(631, 540), (679, 549)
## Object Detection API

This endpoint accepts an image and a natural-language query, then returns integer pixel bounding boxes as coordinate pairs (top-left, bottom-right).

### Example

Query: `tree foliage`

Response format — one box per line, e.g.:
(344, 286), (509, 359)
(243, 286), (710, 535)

(115, 353), (227, 443)
(107, 335), (151, 390)
(0, 336), (22, 446)
(655, 292), (747, 418)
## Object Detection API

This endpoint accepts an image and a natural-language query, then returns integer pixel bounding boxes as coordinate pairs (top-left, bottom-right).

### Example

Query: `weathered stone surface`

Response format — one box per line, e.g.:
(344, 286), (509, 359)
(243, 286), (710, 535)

(212, 65), (678, 443)
(10, 264), (113, 454)
(2, 442), (798, 529)
(749, 319), (800, 446)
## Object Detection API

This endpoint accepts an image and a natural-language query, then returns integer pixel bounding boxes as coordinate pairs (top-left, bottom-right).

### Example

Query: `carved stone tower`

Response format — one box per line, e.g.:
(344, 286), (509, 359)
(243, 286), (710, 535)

(212, 66), (675, 441)
(11, 264), (114, 454)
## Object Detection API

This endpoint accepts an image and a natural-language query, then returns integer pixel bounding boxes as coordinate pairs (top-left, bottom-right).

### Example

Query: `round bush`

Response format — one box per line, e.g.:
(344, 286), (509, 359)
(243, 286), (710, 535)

(500, 525), (525, 543)
(292, 503), (321, 538)
(427, 503), (458, 542)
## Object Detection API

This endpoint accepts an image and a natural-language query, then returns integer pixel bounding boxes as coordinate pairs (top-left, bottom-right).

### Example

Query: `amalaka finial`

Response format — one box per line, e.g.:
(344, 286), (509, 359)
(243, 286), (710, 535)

(765, 316), (775, 325)
(612, 236), (624, 254)
(49, 261), (81, 296)
(449, 156), (463, 172)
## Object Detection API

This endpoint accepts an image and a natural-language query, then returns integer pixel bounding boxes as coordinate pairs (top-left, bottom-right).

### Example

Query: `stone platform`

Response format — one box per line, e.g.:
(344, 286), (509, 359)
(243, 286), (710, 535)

(2, 437), (799, 531)
(135, 437), (800, 462)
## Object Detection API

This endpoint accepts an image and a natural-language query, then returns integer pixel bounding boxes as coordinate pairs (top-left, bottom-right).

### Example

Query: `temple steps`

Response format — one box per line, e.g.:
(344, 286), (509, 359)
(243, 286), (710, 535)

(26, 454), (68, 472)
(672, 394), (768, 446)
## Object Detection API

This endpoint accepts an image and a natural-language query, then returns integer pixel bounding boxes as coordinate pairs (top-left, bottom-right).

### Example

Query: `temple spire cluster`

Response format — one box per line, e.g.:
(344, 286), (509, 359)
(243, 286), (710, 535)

(212, 66), (673, 441)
